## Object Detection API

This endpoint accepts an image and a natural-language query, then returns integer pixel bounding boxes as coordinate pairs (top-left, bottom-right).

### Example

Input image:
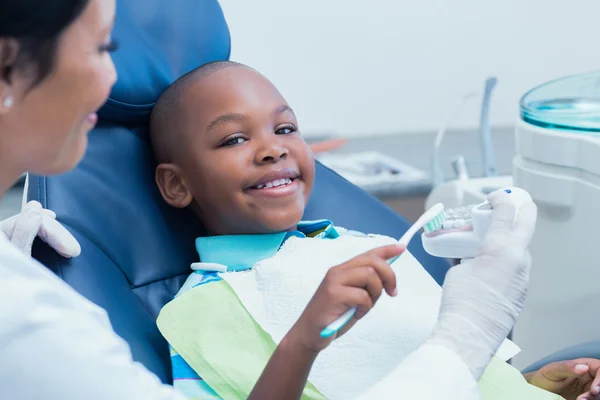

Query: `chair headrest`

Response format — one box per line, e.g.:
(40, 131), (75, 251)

(100, 0), (231, 123)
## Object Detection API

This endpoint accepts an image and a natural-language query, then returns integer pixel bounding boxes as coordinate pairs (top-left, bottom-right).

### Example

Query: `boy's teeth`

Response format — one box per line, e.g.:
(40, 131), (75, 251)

(254, 178), (293, 190)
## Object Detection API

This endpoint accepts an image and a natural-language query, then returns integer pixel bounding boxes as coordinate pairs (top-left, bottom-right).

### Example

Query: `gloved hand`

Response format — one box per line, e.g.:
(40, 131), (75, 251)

(0, 201), (81, 258)
(428, 188), (538, 379)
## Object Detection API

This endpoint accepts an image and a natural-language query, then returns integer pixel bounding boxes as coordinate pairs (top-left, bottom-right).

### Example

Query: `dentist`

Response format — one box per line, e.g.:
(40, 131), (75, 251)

(0, 0), (536, 399)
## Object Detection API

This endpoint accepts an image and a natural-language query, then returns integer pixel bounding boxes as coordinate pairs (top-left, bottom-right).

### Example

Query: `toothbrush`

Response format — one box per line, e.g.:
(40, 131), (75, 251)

(319, 203), (446, 339)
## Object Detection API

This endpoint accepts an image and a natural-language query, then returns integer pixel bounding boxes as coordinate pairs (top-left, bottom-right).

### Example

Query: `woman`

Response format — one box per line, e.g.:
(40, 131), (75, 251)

(0, 0), (540, 399)
(0, 1), (184, 398)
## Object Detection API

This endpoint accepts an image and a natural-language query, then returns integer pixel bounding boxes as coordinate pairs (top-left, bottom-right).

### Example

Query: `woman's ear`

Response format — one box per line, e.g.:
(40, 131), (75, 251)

(0, 38), (19, 78)
(155, 163), (194, 208)
(0, 39), (19, 114)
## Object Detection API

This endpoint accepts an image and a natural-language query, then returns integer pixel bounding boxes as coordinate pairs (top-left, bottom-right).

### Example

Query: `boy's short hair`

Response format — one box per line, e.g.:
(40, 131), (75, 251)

(149, 60), (245, 164)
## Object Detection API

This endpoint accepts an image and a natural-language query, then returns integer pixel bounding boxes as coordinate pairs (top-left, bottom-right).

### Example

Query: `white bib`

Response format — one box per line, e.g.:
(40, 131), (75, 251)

(221, 233), (518, 399)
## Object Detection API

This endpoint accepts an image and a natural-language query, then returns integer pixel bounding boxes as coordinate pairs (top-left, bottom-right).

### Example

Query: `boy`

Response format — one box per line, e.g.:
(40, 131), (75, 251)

(150, 61), (600, 400)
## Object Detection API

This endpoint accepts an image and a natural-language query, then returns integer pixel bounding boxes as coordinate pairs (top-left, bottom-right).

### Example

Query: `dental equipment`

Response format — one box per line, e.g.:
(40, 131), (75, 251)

(431, 77), (498, 187)
(479, 77), (498, 177)
(421, 187), (532, 259)
(452, 156), (470, 181)
(431, 92), (478, 187)
(511, 70), (600, 368)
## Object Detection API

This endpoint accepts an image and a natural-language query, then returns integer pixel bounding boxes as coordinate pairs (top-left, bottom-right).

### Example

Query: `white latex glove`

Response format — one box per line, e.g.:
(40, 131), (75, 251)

(428, 188), (538, 379)
(0, 201), (81, 258)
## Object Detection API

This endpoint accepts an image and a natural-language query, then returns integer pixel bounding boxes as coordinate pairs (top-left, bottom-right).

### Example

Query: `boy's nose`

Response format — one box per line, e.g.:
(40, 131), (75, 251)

(256, 142), (289, 164)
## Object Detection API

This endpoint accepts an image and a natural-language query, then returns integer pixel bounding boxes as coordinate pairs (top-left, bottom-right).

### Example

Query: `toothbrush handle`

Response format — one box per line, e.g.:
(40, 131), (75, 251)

(320, 307), (357, 338)
(318, 204), (441, 340)
(319, 255), (400, 338)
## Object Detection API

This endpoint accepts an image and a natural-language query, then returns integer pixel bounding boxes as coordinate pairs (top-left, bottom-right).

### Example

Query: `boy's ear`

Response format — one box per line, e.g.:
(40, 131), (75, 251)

(155, 163), (194, 208)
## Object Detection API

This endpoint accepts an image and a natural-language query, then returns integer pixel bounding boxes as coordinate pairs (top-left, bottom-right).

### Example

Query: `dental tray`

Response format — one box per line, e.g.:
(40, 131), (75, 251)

(316, 151), (429, 195)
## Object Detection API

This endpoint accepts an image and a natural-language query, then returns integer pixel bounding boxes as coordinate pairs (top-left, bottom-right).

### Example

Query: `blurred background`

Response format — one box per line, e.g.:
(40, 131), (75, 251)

(220, 0), (600, 137)
(6, 0), (599, 220)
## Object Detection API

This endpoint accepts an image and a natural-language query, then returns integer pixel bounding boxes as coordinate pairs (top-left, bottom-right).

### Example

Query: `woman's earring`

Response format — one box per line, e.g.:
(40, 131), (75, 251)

(2, 96), (13, 109)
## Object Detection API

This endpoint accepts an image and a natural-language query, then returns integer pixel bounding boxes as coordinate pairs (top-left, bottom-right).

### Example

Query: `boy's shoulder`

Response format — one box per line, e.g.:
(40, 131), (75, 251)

(333, 226), (362, 236)
(334, 226), (389, 239)
(298, 219), (391, 240)
(176, 270), (224, 298)
(173, 222), (397, 299)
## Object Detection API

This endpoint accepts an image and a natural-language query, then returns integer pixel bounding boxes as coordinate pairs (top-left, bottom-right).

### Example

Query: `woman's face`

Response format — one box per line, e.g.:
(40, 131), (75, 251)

(0, 0), (117, 177)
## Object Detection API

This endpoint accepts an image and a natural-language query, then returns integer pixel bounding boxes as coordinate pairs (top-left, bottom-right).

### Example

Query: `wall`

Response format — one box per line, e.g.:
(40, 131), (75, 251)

(219, 0), (600, 138)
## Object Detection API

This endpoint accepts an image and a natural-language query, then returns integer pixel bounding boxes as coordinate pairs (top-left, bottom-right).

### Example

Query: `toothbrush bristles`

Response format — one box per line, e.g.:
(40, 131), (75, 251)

(423, 209), (447, 233)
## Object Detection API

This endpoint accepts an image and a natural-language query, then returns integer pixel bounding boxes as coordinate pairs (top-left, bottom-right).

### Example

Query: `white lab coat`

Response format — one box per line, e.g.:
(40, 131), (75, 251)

(0, 233), (478, 399)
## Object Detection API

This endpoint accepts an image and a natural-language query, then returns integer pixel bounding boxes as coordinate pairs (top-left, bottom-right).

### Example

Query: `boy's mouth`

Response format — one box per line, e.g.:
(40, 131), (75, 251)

(247, 168), (300, 190)
(246, 178), (300, 198)
(246, 168), (302, 197)
(252, 177), (295, 190)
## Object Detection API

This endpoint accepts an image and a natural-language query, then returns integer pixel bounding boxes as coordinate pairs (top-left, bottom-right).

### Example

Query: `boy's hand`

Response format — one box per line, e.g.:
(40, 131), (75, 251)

(286, 244), (405, 356)
(524, 359), (600, 400)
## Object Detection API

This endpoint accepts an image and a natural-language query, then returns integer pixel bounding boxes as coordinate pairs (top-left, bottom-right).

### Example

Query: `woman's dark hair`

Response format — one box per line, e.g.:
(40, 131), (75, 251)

(0, 0), (90, 85)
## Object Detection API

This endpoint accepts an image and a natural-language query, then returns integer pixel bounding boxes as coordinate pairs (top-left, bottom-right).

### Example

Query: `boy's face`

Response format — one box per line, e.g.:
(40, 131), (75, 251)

(156, 66), (315, 235)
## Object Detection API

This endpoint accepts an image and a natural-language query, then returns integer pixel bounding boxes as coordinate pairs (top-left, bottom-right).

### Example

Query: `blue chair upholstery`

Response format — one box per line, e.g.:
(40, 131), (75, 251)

(27, 0), (452, 384)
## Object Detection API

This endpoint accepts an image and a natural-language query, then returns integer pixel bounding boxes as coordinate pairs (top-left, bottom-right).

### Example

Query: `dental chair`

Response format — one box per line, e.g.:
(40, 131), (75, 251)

(26, 0), (591, 386)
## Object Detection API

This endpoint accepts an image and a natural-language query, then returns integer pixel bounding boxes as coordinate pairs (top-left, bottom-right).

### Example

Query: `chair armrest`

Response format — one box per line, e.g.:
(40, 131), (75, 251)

(521, 341), (600, 373)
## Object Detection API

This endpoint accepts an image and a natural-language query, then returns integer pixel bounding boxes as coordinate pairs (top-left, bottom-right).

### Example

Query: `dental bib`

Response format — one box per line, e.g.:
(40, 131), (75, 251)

(220, 233), (517, 399)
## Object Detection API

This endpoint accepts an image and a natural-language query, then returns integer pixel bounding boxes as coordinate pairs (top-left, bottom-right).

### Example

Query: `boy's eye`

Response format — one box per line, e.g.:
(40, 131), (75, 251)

(275, 125), (296, 135)
(222, 136), (246, 147)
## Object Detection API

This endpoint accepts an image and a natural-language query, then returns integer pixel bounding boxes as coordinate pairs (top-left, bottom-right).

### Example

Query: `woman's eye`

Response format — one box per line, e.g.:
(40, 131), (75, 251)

(222, 136), (246, 147)
(275, 125), (296, 135)
(99, 40), (119, 53)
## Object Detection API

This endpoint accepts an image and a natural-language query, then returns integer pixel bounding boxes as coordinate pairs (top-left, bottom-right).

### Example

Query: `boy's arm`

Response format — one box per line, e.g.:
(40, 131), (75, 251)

(248, 333), (318, 400)
(250, 244), (404, 400)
